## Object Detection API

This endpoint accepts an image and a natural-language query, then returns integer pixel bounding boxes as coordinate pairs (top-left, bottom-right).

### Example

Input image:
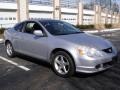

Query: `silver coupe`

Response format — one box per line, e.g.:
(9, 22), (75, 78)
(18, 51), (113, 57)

(4, 20), (118, 77)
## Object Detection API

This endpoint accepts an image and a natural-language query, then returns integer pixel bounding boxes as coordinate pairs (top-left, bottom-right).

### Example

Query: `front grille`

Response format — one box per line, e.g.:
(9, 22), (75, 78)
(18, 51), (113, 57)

(102, 47), (113, 53)
(95, 56), (118, 69)
(103, 58), (118, 68)
(95, 60), (116, 69)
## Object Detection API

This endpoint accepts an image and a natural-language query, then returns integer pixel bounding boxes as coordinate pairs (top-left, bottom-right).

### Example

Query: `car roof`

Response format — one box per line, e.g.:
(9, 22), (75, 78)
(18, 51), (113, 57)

(23, 19), (61, 23)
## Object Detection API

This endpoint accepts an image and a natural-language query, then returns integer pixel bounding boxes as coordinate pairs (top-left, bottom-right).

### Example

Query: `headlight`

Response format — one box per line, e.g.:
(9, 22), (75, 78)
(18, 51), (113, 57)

(78, 46), (105, 58)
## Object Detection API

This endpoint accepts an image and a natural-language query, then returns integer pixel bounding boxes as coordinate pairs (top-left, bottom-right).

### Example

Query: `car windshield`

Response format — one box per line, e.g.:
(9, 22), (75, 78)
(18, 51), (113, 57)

(40, 21), (83, 35)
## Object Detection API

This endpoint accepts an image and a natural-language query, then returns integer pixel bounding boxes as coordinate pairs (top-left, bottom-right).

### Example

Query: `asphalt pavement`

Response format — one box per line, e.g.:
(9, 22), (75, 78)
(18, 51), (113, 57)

(0, 31), (120, 90)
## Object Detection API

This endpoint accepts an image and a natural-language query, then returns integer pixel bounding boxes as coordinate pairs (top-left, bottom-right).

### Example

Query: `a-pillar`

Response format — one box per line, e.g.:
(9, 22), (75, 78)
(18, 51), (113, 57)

(77, 2), (83, 25)
(94, 5), (101, 29)
(53, 0), (61, 20)
(17, 0), (29, 22)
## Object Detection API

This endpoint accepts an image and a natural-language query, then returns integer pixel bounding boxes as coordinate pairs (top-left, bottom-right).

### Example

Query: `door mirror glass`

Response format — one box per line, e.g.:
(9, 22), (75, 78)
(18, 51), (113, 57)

(33, 30), (44, 37)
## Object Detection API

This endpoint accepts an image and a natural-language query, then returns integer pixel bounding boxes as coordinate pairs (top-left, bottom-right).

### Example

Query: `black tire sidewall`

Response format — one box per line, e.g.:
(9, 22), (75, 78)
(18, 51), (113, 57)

(6, 42), (15, 58)
(51, 51), (75, 77)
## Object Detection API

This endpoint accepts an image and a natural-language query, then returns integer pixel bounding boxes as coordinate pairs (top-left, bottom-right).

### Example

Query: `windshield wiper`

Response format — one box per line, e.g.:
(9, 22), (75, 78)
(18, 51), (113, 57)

(54, 32), (84, 36)
(70, 32), (84, 34)
(55, 32), (84, 35)
(55, 33), (70, 35)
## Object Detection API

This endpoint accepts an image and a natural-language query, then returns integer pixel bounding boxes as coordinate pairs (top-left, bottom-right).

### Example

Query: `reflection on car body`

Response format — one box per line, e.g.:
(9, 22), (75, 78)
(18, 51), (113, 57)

(4, 20), (118, 77)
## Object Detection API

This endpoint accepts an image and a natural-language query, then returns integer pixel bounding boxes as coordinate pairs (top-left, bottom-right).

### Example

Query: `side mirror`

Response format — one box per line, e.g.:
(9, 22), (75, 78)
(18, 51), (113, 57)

(33, 30), (44, 37)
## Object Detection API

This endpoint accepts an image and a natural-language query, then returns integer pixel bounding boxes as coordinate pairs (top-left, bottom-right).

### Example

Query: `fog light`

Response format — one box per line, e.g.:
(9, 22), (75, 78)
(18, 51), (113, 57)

(95, 64), (101, 69)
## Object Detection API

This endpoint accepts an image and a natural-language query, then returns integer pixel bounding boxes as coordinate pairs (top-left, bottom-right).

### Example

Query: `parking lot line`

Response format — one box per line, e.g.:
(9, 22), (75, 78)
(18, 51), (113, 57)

(0, 56), (30, 71)
(0, 39), (4, 44)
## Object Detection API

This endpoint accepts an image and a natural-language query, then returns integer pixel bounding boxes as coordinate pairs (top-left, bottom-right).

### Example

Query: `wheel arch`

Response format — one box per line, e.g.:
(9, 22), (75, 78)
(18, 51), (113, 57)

(5, 40), (11, 45)
(50, 48), (76, 68)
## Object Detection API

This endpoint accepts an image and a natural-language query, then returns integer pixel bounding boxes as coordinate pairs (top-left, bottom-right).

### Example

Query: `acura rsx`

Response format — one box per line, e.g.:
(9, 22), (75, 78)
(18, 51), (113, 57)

(4, 20), (118, 77)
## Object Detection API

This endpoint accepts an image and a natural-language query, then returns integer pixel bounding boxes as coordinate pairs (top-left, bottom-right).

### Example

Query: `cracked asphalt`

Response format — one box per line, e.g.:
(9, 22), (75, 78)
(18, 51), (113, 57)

(0, 30), (120, 90)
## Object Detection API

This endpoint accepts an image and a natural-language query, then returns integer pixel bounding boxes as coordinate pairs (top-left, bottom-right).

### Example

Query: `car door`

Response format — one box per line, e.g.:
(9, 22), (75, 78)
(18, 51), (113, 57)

(12, 22), (25, 51)
(19, 21), (49, 60)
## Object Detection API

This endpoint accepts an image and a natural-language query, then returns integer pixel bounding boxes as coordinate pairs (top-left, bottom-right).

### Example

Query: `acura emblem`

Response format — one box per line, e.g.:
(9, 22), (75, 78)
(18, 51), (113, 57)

(108, 48), (112, 53)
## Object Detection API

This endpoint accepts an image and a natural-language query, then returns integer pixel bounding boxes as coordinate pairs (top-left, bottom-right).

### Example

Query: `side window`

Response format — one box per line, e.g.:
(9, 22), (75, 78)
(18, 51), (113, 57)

(14, 23), (24, 32)
(24, 22), (43, 34)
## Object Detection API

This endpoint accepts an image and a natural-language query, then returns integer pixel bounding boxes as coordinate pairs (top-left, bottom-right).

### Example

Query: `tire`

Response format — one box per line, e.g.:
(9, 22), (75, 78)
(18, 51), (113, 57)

(6, 42), (16, 58)
(51, 51), (75, 78)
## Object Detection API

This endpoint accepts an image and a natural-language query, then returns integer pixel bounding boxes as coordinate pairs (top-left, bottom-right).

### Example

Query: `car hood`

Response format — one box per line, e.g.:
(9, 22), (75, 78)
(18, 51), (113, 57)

(56, 33), (112, 50)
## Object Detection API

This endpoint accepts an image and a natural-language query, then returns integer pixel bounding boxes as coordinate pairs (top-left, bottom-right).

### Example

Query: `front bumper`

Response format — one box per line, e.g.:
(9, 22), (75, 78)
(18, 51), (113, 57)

(76, 55), (118, 73)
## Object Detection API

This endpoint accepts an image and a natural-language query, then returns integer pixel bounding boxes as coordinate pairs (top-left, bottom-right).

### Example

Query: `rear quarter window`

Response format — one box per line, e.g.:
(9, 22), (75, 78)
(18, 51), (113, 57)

(14, 23), (24, 32)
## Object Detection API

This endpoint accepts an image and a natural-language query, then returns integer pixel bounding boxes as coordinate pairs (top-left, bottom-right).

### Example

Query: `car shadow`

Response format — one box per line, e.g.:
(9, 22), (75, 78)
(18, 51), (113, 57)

(74, 70), (107, 78)
(15, 50), (120, 78)
(16, 54), (97, 78)
(16, 54), (51, 69)
(118, 51), (120, 62)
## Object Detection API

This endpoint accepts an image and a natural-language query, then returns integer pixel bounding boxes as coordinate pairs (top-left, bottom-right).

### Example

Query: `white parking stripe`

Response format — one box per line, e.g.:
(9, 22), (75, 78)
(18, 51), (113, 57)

(0, 56), (30, 71)
(0, 39), (4, 44)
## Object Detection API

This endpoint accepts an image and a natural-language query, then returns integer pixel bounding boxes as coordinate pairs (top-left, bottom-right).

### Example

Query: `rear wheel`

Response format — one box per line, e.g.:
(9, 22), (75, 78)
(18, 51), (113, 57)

(51, 51), (75, 77)
(6, 42), (16, 58)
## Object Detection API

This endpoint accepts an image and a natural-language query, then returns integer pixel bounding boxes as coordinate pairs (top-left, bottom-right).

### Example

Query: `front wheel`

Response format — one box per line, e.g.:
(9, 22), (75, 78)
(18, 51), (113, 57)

(51, 51), (75, 77)
(6, 42), (16, 58)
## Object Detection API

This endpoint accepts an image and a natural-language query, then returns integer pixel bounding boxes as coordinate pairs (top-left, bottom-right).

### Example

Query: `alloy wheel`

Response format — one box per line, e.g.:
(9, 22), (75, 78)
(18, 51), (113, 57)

(54, 55), (70, 75)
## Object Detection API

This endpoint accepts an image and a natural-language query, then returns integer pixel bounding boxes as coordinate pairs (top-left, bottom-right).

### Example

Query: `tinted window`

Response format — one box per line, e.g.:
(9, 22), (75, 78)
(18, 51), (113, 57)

(14, 23), (24, 32)
(40, 21), (82, 35)
(24, 22), (43, 34)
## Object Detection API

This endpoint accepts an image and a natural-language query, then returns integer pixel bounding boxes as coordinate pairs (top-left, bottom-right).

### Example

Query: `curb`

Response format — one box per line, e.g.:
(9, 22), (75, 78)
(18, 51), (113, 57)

(0, 39), (4, 44)
(84, 28), (120, 33)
